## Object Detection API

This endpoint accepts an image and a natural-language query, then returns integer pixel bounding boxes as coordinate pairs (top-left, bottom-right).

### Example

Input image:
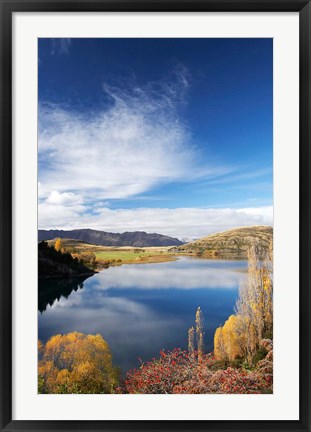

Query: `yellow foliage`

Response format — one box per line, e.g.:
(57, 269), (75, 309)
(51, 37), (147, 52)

(214, 315), (243, 361)
(214, 327), (225, 361)
(54, 238), (62, 252)
(38, 332), (118, 394)
(38, 340), (44, 357)
(214, 244), (273, 365)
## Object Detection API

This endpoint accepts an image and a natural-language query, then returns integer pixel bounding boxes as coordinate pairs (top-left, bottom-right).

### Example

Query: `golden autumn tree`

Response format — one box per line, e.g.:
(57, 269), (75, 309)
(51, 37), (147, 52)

(54, 238), (62, 252)
(38, 339), (44, 357)
(214, 327), (226, 361)
(214, 242), (273, 366)
(214, 315), (244, 362)
(38, 332), (119, 394)
(235, 244), (273, 351)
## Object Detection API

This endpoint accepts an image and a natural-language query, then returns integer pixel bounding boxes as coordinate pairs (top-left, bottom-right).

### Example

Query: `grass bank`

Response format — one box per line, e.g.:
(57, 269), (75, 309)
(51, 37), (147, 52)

(47, 239), (176, 268)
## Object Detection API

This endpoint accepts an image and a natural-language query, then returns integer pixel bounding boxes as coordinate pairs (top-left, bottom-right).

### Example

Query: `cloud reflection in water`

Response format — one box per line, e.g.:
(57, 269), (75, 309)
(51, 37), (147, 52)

(38, 257), (246, 373)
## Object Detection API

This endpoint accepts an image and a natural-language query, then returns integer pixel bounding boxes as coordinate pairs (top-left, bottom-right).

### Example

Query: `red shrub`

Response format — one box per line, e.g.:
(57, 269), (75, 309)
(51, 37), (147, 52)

(124, 349), (272, 394)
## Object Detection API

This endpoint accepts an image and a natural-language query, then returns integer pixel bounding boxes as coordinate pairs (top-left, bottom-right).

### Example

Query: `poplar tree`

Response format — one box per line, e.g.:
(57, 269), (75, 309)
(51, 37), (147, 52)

(54, 238), (62, 252)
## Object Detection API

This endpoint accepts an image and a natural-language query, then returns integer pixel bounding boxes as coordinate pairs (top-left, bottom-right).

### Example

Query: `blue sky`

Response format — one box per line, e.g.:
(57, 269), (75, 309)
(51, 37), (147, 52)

(38, 38), (273, 239)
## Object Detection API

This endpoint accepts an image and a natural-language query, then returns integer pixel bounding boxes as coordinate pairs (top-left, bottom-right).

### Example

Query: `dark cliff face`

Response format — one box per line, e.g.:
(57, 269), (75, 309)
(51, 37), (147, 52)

(38, 229), (183, 247)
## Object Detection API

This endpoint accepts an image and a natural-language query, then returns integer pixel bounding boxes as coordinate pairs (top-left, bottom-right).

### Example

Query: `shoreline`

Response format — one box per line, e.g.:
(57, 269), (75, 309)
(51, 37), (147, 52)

(96, 254), (177, 270)
(38, 271), (97, 280)
(39, 254), (248, 277)
(95, 253), (247, 271)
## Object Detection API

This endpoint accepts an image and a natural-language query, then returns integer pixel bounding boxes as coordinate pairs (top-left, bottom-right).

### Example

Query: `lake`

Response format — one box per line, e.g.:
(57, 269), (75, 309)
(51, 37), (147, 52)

(38, 257), (247, 374)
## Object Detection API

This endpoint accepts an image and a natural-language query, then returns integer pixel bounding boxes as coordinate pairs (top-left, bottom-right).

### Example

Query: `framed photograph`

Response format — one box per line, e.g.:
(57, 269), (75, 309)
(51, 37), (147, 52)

(1, 0), (310, 431)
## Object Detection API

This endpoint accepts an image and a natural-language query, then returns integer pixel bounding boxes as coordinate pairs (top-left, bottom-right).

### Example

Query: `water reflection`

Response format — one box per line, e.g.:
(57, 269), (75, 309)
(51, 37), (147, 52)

(38, 257), (246, 374)
(90, 258), (246, 291)
(38, 275), (93, 313)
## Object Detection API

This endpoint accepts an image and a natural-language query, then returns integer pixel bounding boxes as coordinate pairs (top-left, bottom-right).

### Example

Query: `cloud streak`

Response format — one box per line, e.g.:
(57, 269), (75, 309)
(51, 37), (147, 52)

(38, 204), (273, 239)
(38, 79), (208, 203)
(38, 71), (272, 237)
(51, 38), (72, 55)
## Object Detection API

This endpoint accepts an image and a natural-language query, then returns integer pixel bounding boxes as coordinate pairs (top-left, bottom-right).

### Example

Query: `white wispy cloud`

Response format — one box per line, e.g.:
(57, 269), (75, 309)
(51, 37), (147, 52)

(200, 167), (272, 186)
(38, 74), (272, 237)
(38, 205), (273, 239)
(45, 191), (83, 205)
(51, 38), (72, 55)
(38, 78), (229, 205)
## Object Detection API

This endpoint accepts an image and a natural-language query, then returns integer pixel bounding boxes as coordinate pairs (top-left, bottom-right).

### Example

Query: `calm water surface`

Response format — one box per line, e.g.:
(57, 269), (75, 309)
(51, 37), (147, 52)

(38, 257), (247, 374)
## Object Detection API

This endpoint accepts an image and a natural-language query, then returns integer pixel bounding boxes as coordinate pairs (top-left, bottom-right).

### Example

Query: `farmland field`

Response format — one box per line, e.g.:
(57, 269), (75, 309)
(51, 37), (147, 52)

(47, 239), (176, 267)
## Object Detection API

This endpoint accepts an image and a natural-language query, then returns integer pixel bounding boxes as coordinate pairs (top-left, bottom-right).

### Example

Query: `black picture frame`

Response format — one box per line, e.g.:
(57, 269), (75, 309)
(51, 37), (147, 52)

(1, 1), (310, 431)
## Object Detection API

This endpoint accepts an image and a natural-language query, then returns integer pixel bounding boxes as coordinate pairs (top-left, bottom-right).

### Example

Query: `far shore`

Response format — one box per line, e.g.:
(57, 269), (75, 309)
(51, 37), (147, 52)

(44, 238), (249, 273)
(96, 254), (177, 269)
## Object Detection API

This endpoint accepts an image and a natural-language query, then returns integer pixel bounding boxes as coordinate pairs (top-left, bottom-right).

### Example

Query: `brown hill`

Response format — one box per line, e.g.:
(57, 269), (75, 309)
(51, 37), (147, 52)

(175, 225), (273, 258)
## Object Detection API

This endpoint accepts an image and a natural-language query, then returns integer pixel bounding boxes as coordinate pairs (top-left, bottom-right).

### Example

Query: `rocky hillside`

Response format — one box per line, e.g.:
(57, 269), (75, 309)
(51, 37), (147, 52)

(174, 225), (273, 258)
(38, 229), (183, 247)
(38, 241), (96, 279)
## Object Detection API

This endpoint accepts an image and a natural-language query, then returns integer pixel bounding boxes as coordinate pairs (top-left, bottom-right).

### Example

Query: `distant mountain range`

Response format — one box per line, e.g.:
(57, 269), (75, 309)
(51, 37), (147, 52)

(173, 225), (273, 257)
(38, 228), (184, 247)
